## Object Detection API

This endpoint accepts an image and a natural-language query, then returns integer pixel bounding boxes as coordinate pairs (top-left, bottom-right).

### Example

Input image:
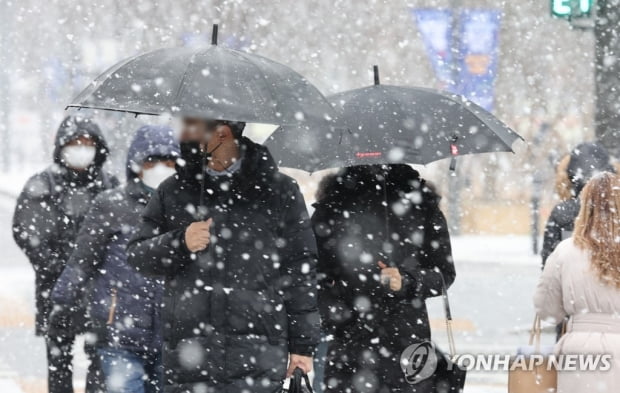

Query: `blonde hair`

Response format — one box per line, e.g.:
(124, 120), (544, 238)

(555, 155), (572, 201)
(573, 172), (620, 288)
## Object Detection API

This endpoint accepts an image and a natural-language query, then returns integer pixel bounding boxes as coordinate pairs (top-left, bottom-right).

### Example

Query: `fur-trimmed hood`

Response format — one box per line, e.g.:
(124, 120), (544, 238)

(314, 164), (440, 209)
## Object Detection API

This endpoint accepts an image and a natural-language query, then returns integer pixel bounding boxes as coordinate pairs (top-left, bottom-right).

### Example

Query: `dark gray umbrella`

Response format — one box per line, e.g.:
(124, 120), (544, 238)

(265, 66), (523, 172)
(68, 25), (336, 127)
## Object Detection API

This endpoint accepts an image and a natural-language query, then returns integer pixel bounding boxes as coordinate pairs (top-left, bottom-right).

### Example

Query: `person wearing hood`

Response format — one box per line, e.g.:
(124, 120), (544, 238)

(126, 118), (320, 393)
(51, 125), (179, 393)
(541, 142), (616, 266)
(311, 165), (456, 392)
(12, 115), (119, 393)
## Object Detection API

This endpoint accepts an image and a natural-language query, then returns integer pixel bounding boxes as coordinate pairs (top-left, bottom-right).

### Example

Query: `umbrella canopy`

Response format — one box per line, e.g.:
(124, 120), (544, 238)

(265, 66), (523, 172)
(68, 25), (336, 127)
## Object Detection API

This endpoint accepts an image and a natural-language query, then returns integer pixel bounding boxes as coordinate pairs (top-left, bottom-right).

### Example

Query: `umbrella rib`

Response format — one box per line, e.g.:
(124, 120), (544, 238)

(68, 51), (144, 106)
(377, 89), (417, 162)
(390, 86), (522, 148)
(65, 104), (160, 116)
(433, 90), (522, 146)
(171, 47), (208, 111)
(230, 50), (281, 120)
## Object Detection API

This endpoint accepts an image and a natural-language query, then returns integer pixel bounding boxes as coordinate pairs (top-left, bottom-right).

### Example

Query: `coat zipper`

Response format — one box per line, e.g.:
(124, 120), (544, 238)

(107, 288), (118, 325)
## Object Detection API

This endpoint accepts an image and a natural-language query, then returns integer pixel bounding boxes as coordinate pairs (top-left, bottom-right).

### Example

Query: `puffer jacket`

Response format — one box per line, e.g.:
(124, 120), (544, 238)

(12, 115), (118, 335)
(311, 164), (456, 391)
(52, 124), (179, 354)
(126, 137), (320, 392)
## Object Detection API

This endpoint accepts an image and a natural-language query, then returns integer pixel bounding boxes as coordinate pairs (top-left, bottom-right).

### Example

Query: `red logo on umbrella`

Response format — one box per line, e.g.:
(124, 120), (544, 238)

(356, 151), (383, 158)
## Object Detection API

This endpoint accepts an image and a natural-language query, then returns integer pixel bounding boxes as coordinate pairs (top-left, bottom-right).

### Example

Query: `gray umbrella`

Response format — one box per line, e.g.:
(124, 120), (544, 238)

(265, 66), (523, 172)
(68, 25), (336, 127)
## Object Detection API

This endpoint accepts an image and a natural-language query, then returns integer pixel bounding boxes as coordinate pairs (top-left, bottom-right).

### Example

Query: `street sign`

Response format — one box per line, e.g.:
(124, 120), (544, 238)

(551, 0), (594, 18)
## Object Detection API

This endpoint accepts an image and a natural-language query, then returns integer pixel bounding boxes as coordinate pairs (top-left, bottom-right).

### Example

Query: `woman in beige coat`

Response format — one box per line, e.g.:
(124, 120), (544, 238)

(534, 172), (620, 393)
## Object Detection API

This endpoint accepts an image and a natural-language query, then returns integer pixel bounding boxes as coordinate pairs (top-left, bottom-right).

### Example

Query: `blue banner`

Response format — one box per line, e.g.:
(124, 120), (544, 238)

(456, 10), (501, 111)
(412, 9), (455, 91)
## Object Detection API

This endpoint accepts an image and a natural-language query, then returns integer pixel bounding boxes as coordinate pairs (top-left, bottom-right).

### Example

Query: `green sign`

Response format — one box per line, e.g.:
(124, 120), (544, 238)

(551, 0), (594, 18)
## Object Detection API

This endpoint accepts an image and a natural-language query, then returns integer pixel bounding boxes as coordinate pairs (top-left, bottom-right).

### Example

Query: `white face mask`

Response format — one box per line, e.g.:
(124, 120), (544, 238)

(142, 163), (176, 189)
(61, 145), (97, 169)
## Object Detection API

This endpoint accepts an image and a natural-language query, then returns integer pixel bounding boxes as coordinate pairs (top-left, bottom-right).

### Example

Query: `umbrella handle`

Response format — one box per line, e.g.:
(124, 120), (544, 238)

(198, 150), (207, 219)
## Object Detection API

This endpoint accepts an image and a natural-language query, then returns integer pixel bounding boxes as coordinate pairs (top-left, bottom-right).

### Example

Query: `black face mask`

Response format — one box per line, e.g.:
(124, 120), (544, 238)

(179, 139), (224, 172)
(180, 140), (202, 165)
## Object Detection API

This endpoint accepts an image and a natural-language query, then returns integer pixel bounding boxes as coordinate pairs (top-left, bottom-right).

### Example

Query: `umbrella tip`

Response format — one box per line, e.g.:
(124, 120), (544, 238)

(212, 24), (219, 45)
(373, 65), (380, 85)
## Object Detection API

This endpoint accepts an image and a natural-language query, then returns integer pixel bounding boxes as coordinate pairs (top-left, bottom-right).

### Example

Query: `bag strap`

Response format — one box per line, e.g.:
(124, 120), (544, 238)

(302, 373), (313, 393)
(527, 314), (542, 353)
(439, 274), (457, 357)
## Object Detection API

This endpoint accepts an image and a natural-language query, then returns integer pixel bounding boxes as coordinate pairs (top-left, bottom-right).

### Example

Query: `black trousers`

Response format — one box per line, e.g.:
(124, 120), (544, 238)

(46, 333), (105, 393)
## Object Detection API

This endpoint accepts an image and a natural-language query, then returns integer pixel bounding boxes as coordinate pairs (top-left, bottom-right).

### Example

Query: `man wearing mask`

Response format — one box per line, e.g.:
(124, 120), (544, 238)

(51, 125), (179, 393)
(12, 115), (118, 393)
(126, 118), (319, 393)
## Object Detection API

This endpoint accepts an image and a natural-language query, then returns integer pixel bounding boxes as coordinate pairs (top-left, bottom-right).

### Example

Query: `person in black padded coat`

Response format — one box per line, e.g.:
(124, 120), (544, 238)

(126, 118), (320, 393)
(12, 115), (118, 393)
(312, 164), (456, 393)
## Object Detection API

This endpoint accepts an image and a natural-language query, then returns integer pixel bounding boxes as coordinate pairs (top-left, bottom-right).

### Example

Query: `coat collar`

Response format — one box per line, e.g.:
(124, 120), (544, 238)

(180, 137), (279, 199)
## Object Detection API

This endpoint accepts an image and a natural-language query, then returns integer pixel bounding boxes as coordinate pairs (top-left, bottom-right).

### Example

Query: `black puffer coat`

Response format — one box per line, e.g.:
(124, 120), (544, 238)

(12, 116), (118, 335)
(126, 137), (320, 393)
(541, 142), (615, 266)
(312, 165), (456, 392)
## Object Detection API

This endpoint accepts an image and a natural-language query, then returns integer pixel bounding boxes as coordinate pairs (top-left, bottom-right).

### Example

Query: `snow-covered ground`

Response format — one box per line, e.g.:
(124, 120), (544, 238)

(0, 179), (549, 393)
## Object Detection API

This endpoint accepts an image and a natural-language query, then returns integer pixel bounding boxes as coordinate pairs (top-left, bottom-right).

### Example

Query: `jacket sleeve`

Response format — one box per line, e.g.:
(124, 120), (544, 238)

(534, 243), (565, 323)
(12, 173), (58, 271)
(126, 187), (192, 278)
(399, 206), (456, 300)
(541, 206), (563, 268)
(312, 206), (355, 334)
(277, 182), (320, 356)
(51, 195), (110, 306)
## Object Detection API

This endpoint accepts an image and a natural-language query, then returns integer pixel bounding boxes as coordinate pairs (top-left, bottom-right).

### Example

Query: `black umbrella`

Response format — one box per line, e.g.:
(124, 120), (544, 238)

(68, 25), (336, 127)
(264, 65), (523, 172)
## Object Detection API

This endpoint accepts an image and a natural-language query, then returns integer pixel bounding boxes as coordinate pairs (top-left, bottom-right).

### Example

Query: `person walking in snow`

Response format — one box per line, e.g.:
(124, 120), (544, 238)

(534, 172), (620, 392)
(311, 165), (456, 392)
(541, 142), (615, 266)
(51, 125), (179, 393)
(12, 115), (118, 393)
(126, 118), (320, 393)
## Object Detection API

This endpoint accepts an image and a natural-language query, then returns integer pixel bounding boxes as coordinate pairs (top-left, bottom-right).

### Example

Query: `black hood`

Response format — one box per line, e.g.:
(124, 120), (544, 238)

(315, 164), (440, 208)
(567, 142), (615, 195)
(53, 115), (110, 170)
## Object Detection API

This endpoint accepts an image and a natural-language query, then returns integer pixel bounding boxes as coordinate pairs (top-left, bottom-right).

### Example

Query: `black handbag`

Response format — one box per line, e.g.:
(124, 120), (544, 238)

(402, 275), (466, 391)
(282, 367), (313, 393)
(430, 275), (466, 392)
